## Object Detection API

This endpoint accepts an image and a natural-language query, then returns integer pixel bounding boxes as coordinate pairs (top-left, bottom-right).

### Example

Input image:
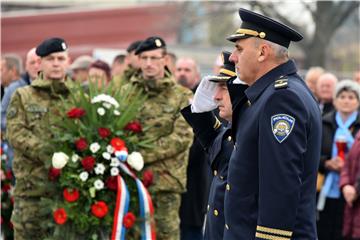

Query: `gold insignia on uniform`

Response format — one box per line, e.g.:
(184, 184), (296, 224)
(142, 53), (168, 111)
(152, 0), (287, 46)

(155, 39), (162, 47)
(7, 107), (17, 119)
(221, 52), (225, 65)
(213, 117), (221, 130)
(246, 100), (252, 107)
(256, 225), (293, 240)
(259, 32), (266, 38)
(274, 79), (288, 89)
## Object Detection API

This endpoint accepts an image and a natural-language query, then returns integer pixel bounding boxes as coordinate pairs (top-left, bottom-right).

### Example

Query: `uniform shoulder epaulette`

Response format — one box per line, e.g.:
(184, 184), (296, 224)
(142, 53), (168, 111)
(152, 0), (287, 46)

(274, 77), (288, 90)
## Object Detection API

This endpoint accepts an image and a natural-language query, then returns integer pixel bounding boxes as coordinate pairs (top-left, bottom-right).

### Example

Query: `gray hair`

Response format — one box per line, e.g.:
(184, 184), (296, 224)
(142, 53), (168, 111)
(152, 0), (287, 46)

(334, 79), (360, 100)
(254, 38), (288, 61)
(2, 54), (23, 75)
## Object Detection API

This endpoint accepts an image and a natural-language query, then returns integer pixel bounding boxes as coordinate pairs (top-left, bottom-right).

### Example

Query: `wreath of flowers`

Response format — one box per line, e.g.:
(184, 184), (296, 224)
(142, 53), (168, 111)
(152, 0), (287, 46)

(44, 82), (155, 239)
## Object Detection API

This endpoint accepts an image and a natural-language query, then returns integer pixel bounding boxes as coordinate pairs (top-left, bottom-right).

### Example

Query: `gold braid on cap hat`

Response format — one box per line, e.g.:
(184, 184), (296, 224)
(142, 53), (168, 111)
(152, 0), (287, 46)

(235, 28), (266, 39)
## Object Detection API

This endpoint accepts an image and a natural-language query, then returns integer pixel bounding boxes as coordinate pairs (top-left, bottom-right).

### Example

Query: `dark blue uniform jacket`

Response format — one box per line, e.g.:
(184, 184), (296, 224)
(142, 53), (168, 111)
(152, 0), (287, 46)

(223, 60), (321, 240)
(181, 83), (248, 240)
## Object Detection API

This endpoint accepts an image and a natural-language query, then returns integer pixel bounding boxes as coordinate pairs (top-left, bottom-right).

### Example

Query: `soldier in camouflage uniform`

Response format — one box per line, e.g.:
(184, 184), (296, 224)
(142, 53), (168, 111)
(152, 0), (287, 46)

(6, 38), (72, 240)
(113, 40), (142, 87)
(122, 36), (193, 240)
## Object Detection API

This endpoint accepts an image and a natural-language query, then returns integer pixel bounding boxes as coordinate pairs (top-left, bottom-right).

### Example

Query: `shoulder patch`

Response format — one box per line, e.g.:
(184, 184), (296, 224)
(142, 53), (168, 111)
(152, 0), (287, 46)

(274, 78), (288, 89)
(271, 114), (295, 143)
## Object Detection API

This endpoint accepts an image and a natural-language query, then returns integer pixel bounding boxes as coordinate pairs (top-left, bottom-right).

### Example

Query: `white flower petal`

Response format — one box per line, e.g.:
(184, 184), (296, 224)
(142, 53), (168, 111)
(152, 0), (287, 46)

(127, 152), (144, 171)
(110, 167), (119, 176)
(94, 179), (104, 190)
(52, 152), (69, 169)
(94, 163), (106, 175)
(106, 145), (114, 154)
(97, 107), (106, 116)
(102, 152), (111, 160)
(79, 172), (89, 182)
(71, 154), (80, 163)
(114, 110), (121, 116)
(90, 142), (101, 153)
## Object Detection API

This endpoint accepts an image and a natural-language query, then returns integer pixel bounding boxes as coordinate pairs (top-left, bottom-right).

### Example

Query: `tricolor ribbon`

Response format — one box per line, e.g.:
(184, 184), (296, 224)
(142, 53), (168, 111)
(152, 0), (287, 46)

(111, 175), (130, 240)
(111, 162), (156, 240)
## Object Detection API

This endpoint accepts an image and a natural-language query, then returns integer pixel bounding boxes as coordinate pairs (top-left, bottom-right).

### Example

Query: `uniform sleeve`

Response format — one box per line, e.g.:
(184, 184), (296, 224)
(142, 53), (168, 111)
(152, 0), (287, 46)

(256, 90), (307, 239)
(181, 105), (222, 149)
(6, 90), (47, 161)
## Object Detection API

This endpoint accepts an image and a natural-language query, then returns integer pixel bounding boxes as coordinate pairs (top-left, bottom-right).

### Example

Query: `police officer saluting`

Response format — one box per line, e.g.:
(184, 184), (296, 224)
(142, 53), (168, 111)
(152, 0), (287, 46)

(224, 9), (321, 240)
(6, 37), (72, 239)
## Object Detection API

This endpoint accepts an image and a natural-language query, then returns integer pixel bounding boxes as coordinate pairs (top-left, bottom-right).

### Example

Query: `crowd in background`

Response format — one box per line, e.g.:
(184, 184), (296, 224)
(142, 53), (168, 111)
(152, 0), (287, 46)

(1, 37), (360, 240)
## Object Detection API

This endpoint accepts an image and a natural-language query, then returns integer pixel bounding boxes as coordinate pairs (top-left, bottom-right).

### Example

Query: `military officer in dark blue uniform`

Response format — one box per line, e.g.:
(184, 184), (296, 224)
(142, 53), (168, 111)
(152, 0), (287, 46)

(181, 51), (248, 240)
(223, 8), (322, 240)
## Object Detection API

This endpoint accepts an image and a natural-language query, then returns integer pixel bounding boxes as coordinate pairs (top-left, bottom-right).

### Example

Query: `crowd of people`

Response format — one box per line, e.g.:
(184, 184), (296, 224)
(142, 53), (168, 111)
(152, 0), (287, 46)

(1, 7), (360, 240)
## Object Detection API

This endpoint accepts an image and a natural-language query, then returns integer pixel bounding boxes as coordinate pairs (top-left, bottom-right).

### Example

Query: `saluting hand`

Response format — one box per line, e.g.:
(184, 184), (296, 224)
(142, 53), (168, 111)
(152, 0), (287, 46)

(191, 76), (218, 113)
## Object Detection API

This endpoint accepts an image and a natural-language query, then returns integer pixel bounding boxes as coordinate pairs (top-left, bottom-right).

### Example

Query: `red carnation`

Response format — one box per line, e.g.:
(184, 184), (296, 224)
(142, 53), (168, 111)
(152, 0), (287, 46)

(91, 201), (108, 218)
(124, 121), (142, 133)
(110, 137), (126, 151)
(98, 128), (111, 139)
(105, 176), (118, 191)
(67, 107), (86, 119)
(81, 156), (95, 172)
(48, 167), (61, 181)
(63, 188), (80, 202)
(123, 212), (136, 229)
(53, 208), (67, 225)
(75, 138), (88, 151)
(142, 170), (154, 188)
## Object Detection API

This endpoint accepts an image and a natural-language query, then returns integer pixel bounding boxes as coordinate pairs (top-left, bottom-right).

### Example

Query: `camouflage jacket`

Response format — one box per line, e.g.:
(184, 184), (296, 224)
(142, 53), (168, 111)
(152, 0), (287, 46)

(124, 70), (194, 193)
(6, 74), (73, 198)
(113, 66), (138, 88)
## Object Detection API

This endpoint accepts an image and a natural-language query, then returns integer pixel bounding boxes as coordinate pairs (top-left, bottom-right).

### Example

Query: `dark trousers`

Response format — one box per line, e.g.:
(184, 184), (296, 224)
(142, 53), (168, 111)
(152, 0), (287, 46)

(180, 225), (203, 240)
(317, 197), (345, 240)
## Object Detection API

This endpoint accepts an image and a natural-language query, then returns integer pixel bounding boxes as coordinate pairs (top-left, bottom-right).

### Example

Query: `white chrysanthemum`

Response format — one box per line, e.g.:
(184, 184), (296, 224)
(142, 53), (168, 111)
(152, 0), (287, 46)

(90, 142), (101, 153)
(94, 179), (104, 190)
(106, 145), (114, 154)
(127, 152), (144, 171)
(102, 102), (112, 109)
(79, 172), (89, 182)
(97, 107), (106, 116)
(102, 152), (111, 160)
(110, 157), (120, 167)
(71, 154), (80, 163)
(114, 110), (121, 116)
(91, 94), (119, 108)
(94, 163), (106, 175)
(52, 152), (69, 169)
(110, 167), (119, 176)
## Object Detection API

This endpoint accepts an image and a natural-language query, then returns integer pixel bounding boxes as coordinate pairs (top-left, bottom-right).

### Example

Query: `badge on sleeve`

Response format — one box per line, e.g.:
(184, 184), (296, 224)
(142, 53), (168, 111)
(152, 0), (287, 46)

(271, 114), (295, 143)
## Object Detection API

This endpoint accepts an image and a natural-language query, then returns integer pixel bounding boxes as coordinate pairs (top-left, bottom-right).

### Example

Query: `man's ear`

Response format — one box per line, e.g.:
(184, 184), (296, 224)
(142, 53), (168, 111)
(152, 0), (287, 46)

(258, 44), (270, 63)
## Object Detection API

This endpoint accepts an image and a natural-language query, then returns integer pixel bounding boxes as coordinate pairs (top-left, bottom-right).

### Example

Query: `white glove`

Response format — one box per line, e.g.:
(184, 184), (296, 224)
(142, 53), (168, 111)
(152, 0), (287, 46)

(191, 76), (218, 113)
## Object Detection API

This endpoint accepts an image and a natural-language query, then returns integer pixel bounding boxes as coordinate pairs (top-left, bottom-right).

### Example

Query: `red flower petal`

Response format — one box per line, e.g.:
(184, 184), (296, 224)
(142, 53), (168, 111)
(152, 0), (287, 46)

(53, 208), (67, 225)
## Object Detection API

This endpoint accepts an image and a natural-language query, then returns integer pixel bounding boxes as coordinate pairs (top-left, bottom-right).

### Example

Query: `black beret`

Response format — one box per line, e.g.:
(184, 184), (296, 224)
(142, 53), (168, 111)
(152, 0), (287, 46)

(135, 36), (166, 55)
(36, 37), (68, 57)
(126, 40), (143, 53)
(227, 8), (303, 48)
(209, 51), (237, 83)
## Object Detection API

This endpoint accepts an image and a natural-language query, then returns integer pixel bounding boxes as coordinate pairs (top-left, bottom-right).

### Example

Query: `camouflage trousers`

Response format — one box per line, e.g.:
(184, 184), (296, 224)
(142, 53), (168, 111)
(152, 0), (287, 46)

(12, 197), (51, 240)
(153, 192), (181, 240)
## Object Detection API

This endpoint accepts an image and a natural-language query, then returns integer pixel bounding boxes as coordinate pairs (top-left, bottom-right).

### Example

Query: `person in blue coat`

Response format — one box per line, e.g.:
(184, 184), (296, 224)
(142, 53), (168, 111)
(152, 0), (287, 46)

(223, 8), (322, 240)
(181, 51), (248, 240)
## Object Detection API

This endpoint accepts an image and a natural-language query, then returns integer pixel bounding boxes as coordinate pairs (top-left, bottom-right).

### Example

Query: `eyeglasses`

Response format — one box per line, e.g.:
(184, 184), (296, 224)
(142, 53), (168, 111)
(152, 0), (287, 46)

(139, 56), (164, 62)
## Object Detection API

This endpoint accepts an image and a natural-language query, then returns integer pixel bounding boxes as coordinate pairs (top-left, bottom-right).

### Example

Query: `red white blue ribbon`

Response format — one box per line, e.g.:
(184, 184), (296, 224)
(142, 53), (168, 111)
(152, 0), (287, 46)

(111, 175), (130, 240)
(112, 162), (156, 240)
